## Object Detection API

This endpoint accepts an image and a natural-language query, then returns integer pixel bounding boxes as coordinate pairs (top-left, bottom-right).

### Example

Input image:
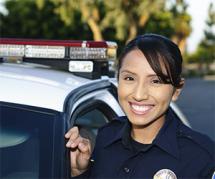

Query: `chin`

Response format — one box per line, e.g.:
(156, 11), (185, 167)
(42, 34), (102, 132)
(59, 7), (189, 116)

(127, 115), (152, 126)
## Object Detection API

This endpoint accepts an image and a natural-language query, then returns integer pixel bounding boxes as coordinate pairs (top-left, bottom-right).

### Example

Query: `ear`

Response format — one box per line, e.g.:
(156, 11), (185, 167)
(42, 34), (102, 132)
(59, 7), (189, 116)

(172, 79), (185, 101)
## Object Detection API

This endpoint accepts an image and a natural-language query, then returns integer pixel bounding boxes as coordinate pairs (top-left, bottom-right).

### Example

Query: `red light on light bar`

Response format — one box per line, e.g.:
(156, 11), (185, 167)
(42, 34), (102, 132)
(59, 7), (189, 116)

(0, 38), (108, 48)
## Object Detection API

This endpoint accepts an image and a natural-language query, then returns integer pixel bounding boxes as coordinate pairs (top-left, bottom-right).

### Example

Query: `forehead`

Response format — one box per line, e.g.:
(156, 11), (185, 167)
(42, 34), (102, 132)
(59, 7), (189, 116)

(120, 49), (154, 72)
(120, 48), (168, 75)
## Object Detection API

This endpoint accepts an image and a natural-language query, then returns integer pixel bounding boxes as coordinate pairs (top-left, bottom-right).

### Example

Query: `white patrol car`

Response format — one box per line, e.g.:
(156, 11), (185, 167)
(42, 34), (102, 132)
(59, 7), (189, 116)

(0, 38), (189, 179)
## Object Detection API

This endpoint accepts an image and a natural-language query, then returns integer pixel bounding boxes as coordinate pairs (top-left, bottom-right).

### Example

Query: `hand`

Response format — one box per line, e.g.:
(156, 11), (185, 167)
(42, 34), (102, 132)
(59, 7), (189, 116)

(65, 126), (92, 176)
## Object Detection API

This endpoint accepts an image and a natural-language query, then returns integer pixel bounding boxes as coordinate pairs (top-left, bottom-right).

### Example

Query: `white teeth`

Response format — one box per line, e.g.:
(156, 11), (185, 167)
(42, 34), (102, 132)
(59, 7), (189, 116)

(131, 104), (152, 112)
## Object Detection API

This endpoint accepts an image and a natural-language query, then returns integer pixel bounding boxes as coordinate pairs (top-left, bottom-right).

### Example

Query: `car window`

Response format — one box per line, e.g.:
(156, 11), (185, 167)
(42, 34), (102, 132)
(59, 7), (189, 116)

(75, 109), (108, 149)
(71, 98), (117, 150)
(0, 103), (58, 179)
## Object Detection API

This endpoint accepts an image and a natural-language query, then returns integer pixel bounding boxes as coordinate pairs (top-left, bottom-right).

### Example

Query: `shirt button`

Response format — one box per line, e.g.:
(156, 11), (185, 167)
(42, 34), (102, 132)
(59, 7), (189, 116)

(124, 167), (130, 173)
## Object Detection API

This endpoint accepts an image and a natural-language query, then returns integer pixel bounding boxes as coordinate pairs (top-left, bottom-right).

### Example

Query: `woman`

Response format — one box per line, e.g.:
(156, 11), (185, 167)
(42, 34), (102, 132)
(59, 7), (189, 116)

(65, 34), (215, 178)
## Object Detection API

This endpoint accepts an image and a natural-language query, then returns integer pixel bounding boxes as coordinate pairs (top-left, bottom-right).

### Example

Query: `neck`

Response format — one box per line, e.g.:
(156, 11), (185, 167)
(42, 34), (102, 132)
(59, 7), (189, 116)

(131, 117), (165, 144)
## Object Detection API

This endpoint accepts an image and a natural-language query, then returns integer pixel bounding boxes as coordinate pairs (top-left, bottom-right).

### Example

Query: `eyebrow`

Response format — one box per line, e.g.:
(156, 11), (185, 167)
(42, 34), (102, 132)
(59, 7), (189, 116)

(120, 69), (158, 77)
(120, 70), (136, 75)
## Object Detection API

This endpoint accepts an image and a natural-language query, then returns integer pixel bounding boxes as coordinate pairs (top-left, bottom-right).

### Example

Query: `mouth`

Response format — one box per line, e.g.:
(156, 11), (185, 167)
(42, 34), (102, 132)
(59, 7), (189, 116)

(129, 102), (154, 115)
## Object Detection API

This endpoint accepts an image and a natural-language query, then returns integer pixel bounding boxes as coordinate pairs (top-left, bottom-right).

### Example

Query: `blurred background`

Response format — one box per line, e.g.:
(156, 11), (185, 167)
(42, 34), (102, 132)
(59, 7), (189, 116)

(0, 0), (214, 141)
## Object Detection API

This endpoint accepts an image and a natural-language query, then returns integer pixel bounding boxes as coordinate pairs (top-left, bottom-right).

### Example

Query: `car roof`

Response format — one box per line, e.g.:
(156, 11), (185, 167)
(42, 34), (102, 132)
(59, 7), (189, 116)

(0, 63), (91, 112)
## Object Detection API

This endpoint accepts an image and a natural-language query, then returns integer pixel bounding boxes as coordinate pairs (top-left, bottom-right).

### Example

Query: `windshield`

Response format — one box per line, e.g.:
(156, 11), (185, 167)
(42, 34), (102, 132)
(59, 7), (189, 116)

(0, 103), (58, 179)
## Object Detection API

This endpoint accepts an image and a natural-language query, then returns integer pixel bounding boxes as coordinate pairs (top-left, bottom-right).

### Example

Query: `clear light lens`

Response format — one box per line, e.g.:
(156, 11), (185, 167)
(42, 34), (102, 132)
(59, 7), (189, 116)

(69, 61), (93, 72)
(25, 45), (65, 58)
(0, 44), (25, 57)
(106, 41), (117, 59)
(70, 47), (106, 59)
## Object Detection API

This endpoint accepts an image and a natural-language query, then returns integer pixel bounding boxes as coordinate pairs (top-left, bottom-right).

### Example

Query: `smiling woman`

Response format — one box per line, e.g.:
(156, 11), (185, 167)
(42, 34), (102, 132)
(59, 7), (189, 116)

(117, 35), (184, 145)
(117, 49), (182, 144)
(66, 34), (215, 179)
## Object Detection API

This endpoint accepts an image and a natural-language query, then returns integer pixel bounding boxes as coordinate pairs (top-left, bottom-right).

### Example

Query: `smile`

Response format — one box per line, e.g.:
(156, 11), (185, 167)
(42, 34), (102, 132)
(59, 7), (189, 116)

(130, 103), (154, 115)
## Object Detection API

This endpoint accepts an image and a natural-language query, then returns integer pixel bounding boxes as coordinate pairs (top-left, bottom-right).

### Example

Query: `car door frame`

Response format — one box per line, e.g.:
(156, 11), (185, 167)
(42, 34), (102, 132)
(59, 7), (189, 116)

(62, 79), (124, 178)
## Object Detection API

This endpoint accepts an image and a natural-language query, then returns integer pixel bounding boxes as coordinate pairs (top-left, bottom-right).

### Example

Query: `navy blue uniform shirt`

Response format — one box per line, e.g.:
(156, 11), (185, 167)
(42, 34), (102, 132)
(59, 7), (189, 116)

(75, 109), (215, 179)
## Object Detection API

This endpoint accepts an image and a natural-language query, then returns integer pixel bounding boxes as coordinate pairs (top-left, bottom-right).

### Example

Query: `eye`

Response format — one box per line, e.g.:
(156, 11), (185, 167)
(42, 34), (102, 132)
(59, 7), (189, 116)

(151, 77), (164, 85)
(124, 76), (134, 81)
(152, 79), (162, 84)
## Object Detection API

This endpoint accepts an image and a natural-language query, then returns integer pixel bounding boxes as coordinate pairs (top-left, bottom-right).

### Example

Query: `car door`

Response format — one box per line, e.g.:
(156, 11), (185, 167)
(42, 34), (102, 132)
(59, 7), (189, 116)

(63, 79), (124, 176)
(66, 79), (123, 148)
(0, 102), (64, 179)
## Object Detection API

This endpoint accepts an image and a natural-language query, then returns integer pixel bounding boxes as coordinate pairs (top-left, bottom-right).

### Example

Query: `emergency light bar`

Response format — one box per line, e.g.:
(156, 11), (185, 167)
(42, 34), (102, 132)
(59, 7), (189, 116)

(0, 38), (117, 79)
(0, 38), (116, 59)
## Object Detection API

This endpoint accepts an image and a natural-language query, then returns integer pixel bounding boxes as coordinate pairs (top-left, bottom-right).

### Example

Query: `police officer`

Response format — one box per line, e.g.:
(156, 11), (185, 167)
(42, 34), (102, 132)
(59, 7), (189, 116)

(65, 34), (215, 178)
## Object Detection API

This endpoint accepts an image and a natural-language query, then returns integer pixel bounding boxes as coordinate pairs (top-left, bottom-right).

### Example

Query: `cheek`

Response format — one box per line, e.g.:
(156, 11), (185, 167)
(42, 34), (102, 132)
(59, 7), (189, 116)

(117, 81), (132, 104)
(117, 88), (126, 109)
(152, 87), (174, 102)
(117, 83), (126, 100)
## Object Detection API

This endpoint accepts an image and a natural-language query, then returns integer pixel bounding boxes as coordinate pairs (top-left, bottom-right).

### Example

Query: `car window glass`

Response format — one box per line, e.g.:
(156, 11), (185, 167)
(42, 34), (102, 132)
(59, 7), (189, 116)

(75, 109), (108, 149)
(0, 104), (56, 179)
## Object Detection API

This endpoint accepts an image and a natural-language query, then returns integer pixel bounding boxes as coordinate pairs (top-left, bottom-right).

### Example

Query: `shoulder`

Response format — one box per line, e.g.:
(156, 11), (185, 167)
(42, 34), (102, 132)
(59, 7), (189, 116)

(177, 123), (215, 175)
(98, 116), (126, 135)
(178, 123), (215, 159)
(94, 116), (127, 146)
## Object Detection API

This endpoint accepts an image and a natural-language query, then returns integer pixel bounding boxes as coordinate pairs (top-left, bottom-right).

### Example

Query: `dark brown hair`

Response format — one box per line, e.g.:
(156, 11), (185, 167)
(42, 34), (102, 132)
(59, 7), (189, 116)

(118, 34), (183, 88)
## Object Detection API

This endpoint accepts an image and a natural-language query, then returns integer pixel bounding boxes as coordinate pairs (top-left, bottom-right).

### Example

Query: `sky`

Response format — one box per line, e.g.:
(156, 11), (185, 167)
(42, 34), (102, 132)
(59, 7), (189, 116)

(0, 0), (214, 53)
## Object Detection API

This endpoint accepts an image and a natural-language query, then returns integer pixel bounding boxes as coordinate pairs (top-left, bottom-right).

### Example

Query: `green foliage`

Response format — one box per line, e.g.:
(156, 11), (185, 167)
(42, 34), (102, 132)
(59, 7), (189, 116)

(169, 0), (191, 36)
(184, 3), (215, 76)
(187, 3), (215, 65)
(0, 0), (92, 39)
(142, 11), (174, 37)
(0, 0), (191, 54)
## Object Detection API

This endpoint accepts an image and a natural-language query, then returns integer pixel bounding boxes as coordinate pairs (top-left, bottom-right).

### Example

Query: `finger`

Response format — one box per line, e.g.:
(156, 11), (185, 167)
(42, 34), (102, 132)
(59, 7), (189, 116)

(78, 138), (91, 153)
(65, 126), (79, 138)
(66, 135), (79, 148)
(66, 128), (80, 147)
(70, 136), (83, 148)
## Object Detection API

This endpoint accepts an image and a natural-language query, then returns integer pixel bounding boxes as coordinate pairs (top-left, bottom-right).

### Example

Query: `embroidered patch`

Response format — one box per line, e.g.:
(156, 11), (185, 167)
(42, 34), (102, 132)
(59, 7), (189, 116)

(153, 169), (177, 179)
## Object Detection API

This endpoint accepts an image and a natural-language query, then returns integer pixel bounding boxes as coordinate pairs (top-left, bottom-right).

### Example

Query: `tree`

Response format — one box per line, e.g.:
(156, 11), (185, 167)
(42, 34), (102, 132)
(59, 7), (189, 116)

(101, 0), (166, 43)
(1, 0), (191, 55)
(197, 3), (215, 72)
(36, 0), (105, 40)
(168, 0), (191, 53)
(37, 0), (191, 52)
(37, 0), (166, 42)
(0, 0), (91, 40)
(186, 3), (215, 75)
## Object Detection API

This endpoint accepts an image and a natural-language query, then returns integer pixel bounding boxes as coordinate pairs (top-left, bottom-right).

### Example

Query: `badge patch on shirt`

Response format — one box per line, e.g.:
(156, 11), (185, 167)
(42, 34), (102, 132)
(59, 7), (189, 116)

(153, 169), (177, 179)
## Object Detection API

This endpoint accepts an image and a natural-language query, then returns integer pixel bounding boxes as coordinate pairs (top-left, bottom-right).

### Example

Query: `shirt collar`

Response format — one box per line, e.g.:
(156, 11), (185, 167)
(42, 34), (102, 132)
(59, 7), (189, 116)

(153, 108), (180, 159)
(104, 108), (180, 159)
(104, 116), (129, 148)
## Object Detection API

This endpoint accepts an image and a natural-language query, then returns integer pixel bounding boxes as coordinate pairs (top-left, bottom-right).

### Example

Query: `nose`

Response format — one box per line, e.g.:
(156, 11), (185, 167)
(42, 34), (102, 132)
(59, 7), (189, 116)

(132, 82), (149, 101)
